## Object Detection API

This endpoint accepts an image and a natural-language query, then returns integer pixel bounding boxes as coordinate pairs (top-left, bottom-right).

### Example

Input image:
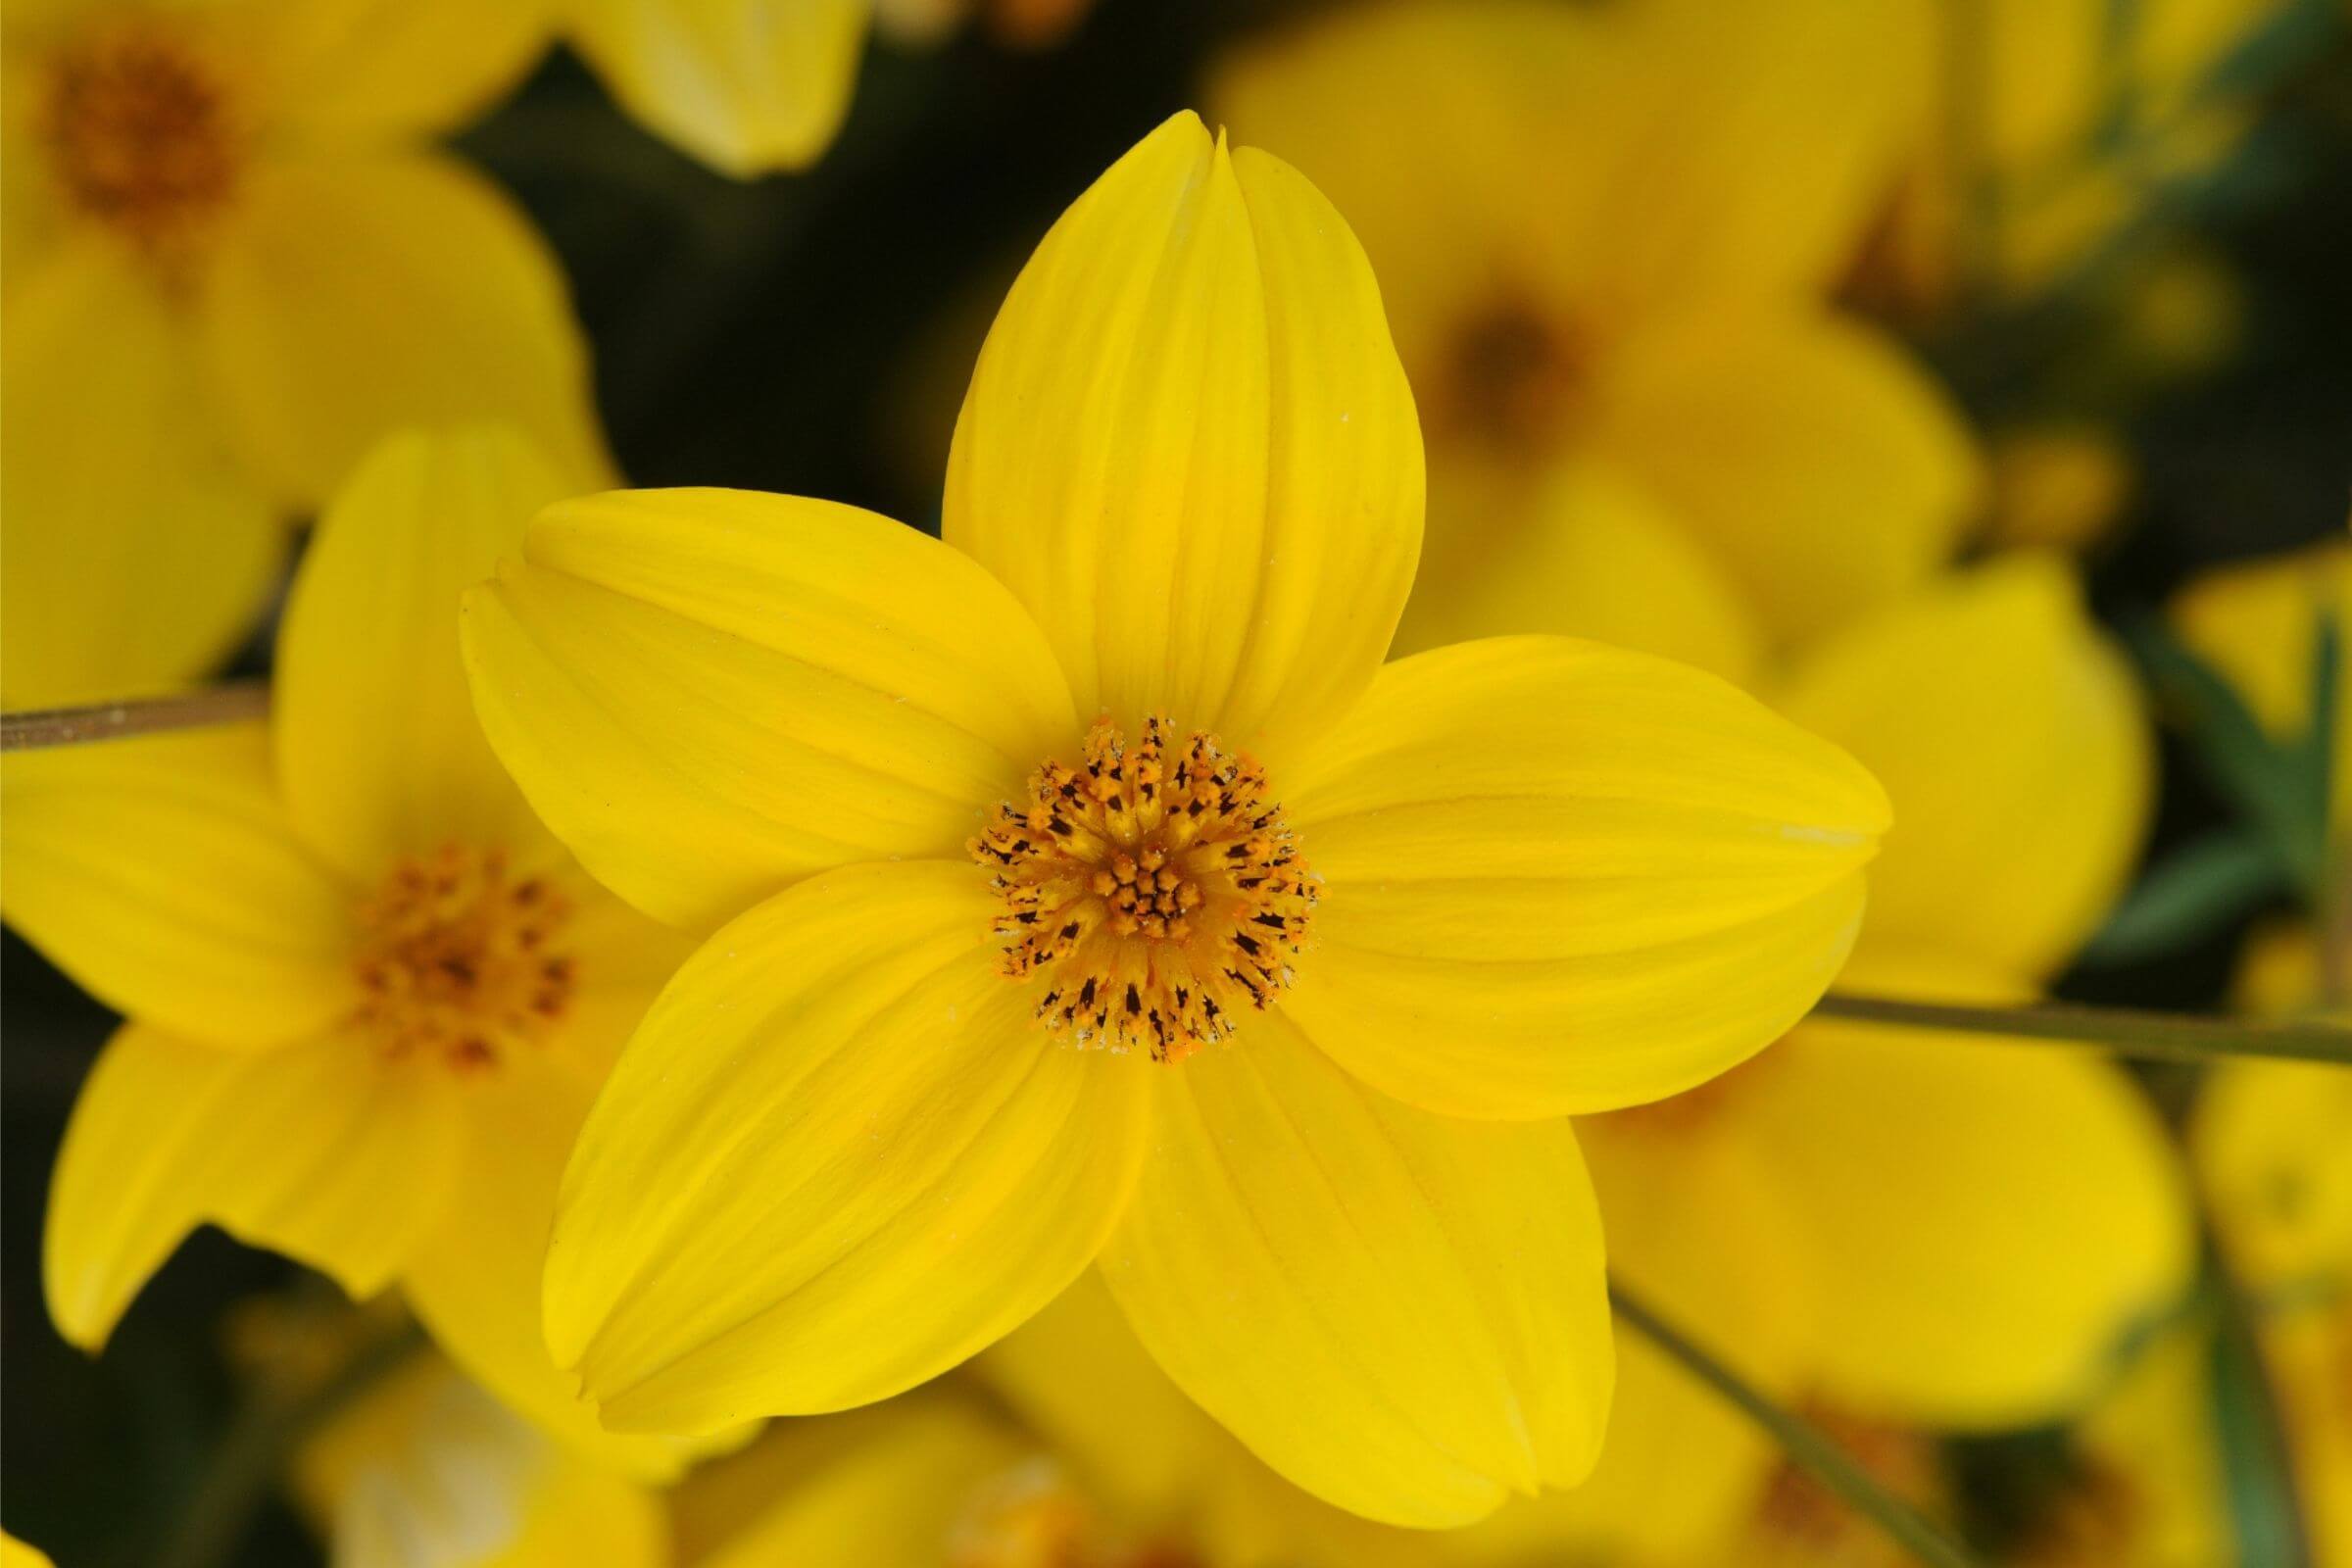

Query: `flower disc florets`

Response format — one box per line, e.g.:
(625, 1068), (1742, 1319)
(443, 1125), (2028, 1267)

(43, 23), (241, 254)
(971, 715), (1316, 1061)
(352, 845), (576, 1073)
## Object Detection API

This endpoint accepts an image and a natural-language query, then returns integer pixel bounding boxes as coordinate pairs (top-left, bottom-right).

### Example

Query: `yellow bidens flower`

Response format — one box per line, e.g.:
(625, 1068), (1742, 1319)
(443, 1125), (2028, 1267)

(298, 1353), (666, 1568)
(1, 0), (605, 707)
(1210, 0), (1979, 674)
(1468, 560), (2193, 1563)
(3, 429), (691, 1477)
(462, 113), (1890, 1527)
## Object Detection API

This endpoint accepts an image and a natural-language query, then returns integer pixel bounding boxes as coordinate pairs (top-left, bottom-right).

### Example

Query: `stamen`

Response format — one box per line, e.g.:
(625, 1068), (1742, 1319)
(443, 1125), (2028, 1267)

(351, 845), (577, 1074)
(971, 715), (1316, 1061)
(43, 24), (241, 254)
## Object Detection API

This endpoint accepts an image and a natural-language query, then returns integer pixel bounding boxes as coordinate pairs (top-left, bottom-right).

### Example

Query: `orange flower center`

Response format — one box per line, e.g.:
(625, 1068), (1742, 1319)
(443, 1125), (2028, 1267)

(43, 24), (242, 253)
(351, 845), (576, 1074)
(947, 1458), (1197, 1568)
(971, 715), (1315, 1062)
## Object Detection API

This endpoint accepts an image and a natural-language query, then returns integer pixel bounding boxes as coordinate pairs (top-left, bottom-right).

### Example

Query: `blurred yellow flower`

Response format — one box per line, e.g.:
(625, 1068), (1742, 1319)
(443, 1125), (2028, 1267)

(1477, 559), (2192, 1563)
(0, 1535), (52, 1568)
(2171, 535), (2352, 842)
(1984, 425), (2137, 553)
(299, 1352), (667, 1568)
(462, 112), (1890, 1526)
(1212, 0), (1980, 670)
(2, 0), (608, 708)
(3, 427), (696, 1477)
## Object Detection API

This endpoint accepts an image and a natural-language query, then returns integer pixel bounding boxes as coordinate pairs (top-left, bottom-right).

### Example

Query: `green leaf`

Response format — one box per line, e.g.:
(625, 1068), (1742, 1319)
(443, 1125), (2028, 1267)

(2080, 828), (2289, 966)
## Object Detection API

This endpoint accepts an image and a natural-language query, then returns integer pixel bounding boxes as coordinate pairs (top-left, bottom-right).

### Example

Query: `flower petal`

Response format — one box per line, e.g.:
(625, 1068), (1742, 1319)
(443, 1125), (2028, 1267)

(564, 0), (868, 177)
(545, 860), (1150, 1432)
(1737, 952), (2196, 1428)
(1589, 310), (1979, 648)
(945, 112), (1422, 761)
(1281, 636), (1887, 1118)
(199, 149), (609, 509)
(1098, 1013), (1611, 1529)
(258, 0), (554, 140)
(277, 427), (577, 884)
(1393, 450), (1761, 685)
(461, 488), (1076, 932)
(402, 1055), (716, 1479)
(1, 244), (280, 708)
(2, 723), (359, 1048)
(1782, 554), (2154, 980)
(45, 1022), (460, 1349)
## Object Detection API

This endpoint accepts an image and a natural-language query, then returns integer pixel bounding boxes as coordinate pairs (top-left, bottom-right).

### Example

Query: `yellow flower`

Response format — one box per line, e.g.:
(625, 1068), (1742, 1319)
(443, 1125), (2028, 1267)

(462, 112), (1890, 1526)
(1210, 0), (1980, 670)
(0, 1535), (52, 1568)
(297, 1351), (667, 1568)
(1472, 559), (2191, 1562)
(2170, 535), (2352, 843)
(1, 0), (607, 707)
(3, 427), (696, 1477)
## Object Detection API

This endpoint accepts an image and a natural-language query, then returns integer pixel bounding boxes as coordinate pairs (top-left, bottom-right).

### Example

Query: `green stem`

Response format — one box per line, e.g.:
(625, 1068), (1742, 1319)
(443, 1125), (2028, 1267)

(1, 682), (269, 752)
(1609, 1283), (1982, 1568)
(154, 1322), (424, 1568)
(1813, 993), (2352, 1066)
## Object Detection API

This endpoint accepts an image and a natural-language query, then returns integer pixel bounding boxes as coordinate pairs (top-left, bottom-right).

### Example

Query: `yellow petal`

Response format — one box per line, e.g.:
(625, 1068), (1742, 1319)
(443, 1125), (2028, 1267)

(1, 244), (280, 708)
(46, 1021), (460, 1349)
(1098, 1012), (1611, 1529)
(945, 112), (1422, 760)
(545, 860), (1150, 1432)
(403, 1055), (716, 1480)
(0, 1536), (51, 1568)
(1736, 951), (2196, 1428)
(1393, 450), (1761, 685)
(1281, 636), (1887, 1118)
(564, 0), (868, 177)
(2, 723), (358, 1048)
(2193, 1060), (2352, 1295)
(1588, 310), (1979, 648)
(276, 427), (576, 884)
(258, 0), (555, 140)
(461, 487), (1075, 932)
(199, 149), (610, 510)
(1782, 554), (2154, 980)
(698, 1399), (1030, 1568)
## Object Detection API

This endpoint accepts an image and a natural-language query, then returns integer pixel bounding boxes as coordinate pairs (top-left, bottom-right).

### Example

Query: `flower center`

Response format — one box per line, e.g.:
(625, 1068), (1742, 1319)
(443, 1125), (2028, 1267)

(970, 715), (1316, 1062)
(351, 846), (576, 1074)
(1753, 1405), (1940, 1564)
(946, 1458), (1197, 1568)
(43, 24), (242, 253)
(1439, 295), (1592, 446)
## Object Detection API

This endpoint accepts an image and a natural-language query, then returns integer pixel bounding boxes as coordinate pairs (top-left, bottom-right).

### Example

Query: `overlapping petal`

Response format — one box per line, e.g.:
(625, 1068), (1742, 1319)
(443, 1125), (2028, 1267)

(2, 723), (358, 1048)
(1739, 953), (2195, 1428)
(200, 150), (608, 508)
(45, 1023), (459, 1349)
(1, 244), (280, 709)
(1098, 1011), (1610, 1528)
(564, 0), (869, 178)
(257, 0), (555, 141)
(1281, 636), (1887, 1118)
(1781, 554), (2154, 979)
(945, 111), (1422, 762)
(1587, 310), (1980, 647)
(276, 427), (578, 884)
(462, 488), (1076, 931)
(544, 860), (1150, 1432)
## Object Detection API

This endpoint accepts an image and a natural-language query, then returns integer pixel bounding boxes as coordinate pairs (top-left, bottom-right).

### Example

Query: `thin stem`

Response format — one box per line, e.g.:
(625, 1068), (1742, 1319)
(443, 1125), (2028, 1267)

(1814, 993), (2352, 1066)
(1, 682), (269, 752)
(154, 1321), (424, 1568)
(1610, 1282), (1982, 1568)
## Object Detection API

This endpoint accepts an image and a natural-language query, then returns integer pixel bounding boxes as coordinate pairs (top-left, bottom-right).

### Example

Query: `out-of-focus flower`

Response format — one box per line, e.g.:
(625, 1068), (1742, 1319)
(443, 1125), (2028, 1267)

(1984, 425), (2137, 553)
(1212, 0), (1980, 671)
(1863, 0), (2292, 316)
(0, 1534), (53, 1568)
(2, 0), (609, 708)
(550, 0), (1096, 181)
(4, 427), (699, 1477)
(461, 111), (1890, 1527)
(2171, 536), (2352, 841)
(298, 1352), (667, 1568)
(1463, 559), (2191, 1563)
